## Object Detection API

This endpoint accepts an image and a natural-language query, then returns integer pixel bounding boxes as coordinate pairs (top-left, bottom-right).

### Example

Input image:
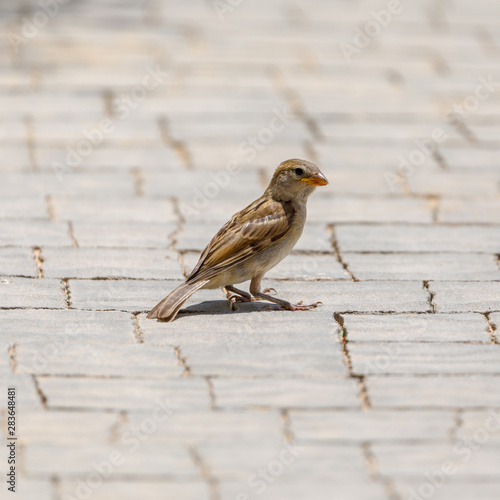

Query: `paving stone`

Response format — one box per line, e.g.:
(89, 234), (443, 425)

(367, 376), (500, 408)
(439, 200), (500, 224)
(0, 196), (47, 219)
(38, 145), (183, 170)
(335, 224), (500, 253)
(431, 281), (500, 313)
(39, 377), (210, 411)
(58, 481), (209, 500)
(201, 443), (369, 482)
(51, 197), (177, 223)
(0, 220), (72, 247)
(220, 480), (387, 500)
(12, 480), (53, 500)
(308, 196), (433, 223)
(124, 411), (283, 446)
(395, 480), (500, 500)
(143, 169), (263, 200)
(68, 279), (189, 312)
(19, 410), (117, 445)
(261, 280), (432, 313)
(72, 221), (177, 248)
(182, 342), (347, 378)
(24, 442), (196, 477)
(17, 343), (182, 377)
(343, 252), (500, 280)
(408, 169), (500, 198)
(139, 309), (338, 345)
(0, 277), (66, 309)
(0, 172), (135, 198)
(290, 410), (453, 443)
(373, 443), (500, 478)
(0, 247), (38, 277)
(440, 146), (500, 170)
(0, 309), (135, 343)
(350, 343), (500, 375)
(42, 247), (183, 279)
(342, 313), (491, 343)
(213, 377), (360, 409)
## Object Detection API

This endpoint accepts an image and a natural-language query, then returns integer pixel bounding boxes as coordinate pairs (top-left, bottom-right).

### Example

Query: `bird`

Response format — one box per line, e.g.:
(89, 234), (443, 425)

(147, 159), (328, 321)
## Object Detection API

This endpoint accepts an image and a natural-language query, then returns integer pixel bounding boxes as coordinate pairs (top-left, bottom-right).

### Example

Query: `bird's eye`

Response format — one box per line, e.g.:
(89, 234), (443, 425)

(295, 168), (304, 176)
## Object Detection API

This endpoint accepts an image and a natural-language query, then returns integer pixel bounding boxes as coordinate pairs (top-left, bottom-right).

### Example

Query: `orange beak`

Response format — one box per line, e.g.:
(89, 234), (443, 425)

(301, 172), (329, 186)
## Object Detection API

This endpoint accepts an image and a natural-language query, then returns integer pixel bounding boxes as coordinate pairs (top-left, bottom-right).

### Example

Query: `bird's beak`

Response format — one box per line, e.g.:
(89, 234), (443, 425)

(301, 172), (329, 186)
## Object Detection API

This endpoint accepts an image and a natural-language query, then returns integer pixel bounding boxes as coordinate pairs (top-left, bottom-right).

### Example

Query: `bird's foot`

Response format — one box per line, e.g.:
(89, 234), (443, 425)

(224, 285), (255, 310)
(284, 301), (323, 311)
(253, 292), (322, 312)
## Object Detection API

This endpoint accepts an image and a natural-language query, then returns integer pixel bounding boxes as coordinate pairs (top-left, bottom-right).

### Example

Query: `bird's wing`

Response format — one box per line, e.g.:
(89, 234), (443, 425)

(187, 196), (294, 282)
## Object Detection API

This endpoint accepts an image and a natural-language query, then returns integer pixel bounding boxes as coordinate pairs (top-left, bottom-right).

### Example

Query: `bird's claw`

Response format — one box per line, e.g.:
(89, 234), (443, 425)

(289, 301), (323, 311)
(262, 288), (277, 295)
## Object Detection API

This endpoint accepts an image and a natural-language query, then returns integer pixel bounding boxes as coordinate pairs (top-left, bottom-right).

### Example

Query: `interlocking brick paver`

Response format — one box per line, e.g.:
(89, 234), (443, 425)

(350, 343), (500, 375)
(0, 220), (72, 247)
(17, 343), (182, 377)
(58, 481), (209, 500)
(42, 247), (183, 279)
(308, 196), (434, 223)
(373, 443), (500, 477)
(0, 309), (135, 343)
(72, 221), (177, 248)
(367, 376), (500, 408)
(212, 377), (361, 409)
(0, 247), (38, 277)
(220, 481), (387, 500)
(0, 277), (66, 309)
(124, 411), (283, 446)
(432, 281), (500, 312)
(439, 200), (500, 224)
(39, 377), (210, 411)
(290, 410), (453, 443)
(343, 252), (500, 280)
(336, 224), (500, 253)
(51, 197), (177, 223)
(342, 313), (490, 342)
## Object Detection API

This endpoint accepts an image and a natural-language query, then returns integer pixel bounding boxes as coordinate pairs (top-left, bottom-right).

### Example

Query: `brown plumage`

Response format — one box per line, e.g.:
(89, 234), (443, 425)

(147, 159), (328, 321)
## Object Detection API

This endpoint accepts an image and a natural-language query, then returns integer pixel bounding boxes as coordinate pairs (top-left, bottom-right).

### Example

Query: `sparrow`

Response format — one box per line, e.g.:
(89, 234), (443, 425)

(147, 159), (328, 321)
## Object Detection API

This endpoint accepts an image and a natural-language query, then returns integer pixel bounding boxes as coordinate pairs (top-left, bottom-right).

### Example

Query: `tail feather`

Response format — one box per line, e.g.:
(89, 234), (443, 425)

(147, 280), (209, 321)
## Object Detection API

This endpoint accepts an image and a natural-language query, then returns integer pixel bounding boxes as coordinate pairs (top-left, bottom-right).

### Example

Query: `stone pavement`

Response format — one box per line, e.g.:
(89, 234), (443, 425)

(1, 0), (500, 499)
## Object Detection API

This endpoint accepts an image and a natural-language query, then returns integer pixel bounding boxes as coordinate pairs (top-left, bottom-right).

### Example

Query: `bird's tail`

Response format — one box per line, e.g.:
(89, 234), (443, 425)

(147, 280), (209, 321)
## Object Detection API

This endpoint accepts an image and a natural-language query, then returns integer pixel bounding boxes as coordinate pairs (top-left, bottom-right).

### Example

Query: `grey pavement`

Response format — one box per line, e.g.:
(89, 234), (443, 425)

(1, 1), (500, 500)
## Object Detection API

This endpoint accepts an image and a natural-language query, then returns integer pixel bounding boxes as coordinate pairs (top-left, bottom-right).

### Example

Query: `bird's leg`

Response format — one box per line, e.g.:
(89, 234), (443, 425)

(224, 285), (254, 303)
(250, 274), (321, 311)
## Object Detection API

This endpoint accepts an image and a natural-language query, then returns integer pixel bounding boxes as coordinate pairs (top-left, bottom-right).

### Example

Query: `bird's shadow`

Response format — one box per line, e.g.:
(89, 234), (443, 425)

(157, 299), (281, 322)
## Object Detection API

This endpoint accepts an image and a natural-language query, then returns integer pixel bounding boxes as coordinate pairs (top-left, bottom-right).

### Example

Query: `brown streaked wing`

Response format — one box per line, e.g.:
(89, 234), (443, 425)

(187, 197), (294, 282)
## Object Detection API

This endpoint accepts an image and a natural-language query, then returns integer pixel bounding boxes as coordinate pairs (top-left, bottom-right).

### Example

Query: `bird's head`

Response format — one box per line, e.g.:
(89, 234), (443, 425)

(266, 159), (328, 202)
